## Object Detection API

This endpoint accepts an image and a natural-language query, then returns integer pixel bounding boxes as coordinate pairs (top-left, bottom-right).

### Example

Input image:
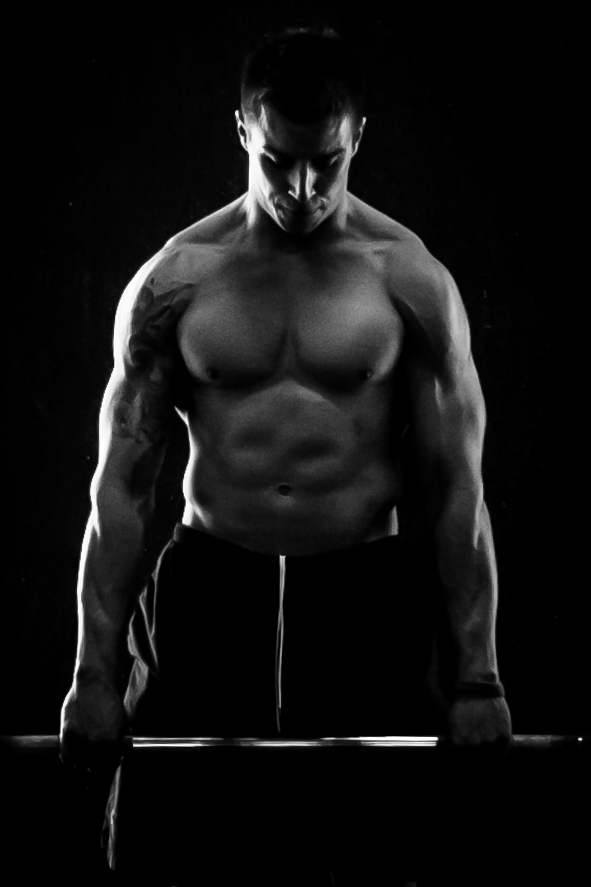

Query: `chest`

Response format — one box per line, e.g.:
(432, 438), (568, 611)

(177, 250), (404, 389)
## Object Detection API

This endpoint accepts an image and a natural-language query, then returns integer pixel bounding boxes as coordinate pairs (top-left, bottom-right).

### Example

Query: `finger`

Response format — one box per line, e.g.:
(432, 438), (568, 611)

(490, 732), (513, 760)
(59, 734), (125, 778)
(59, 733), (88, 767)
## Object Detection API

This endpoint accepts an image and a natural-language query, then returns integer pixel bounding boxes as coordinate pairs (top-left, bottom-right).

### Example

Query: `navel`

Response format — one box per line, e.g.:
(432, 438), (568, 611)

(277, 484), (292, 497)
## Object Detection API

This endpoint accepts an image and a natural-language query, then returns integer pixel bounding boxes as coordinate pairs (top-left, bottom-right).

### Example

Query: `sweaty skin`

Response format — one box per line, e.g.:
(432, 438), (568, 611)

(60, 105), (511, 767)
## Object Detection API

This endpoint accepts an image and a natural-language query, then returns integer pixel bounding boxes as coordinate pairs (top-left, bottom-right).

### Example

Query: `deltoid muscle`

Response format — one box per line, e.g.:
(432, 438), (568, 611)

(117, 279), (189, 443)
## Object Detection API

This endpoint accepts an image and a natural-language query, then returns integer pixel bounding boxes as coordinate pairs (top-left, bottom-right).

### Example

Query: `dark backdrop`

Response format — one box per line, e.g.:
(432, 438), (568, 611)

(4, 5), (583, 737)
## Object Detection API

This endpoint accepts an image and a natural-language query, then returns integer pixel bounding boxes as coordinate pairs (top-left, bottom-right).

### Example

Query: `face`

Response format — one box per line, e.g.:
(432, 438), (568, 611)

(236, 103), (365, 236)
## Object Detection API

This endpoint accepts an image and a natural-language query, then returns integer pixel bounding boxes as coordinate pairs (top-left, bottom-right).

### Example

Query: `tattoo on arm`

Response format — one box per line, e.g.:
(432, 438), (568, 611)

(112, 280), (184, 444)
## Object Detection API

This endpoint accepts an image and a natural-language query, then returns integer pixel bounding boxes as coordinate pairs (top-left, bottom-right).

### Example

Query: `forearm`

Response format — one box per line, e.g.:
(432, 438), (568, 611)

(74, 486), (158, 687)
(435, 491), (499, 683)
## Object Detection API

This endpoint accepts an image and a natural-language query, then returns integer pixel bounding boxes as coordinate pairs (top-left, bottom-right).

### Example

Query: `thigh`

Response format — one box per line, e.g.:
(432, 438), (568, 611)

(129, 533), (281, 737)
(280, 539), (435, 737)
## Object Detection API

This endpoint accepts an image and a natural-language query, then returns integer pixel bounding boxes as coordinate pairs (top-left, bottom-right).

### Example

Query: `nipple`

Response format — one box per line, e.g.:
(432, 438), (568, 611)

(360, 368), (374, 381)
(206, 367), (219, 380)
(277, 484), (292, 497)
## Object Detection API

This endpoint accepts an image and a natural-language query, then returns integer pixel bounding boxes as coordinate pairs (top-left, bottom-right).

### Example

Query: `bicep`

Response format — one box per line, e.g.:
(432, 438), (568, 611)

(408, 348), (486, 499)
(401, 267), (486, 507)
(91, 379), (173, 518)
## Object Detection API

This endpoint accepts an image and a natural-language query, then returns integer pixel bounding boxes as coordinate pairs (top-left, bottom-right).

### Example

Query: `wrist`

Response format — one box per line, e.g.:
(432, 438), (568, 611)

(75, 658), (130, 692)
(76, 625), (132, 675)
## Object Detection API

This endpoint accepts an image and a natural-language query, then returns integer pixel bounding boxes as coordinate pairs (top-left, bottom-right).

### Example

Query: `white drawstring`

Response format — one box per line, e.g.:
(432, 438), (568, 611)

(275, 555), (286, 733)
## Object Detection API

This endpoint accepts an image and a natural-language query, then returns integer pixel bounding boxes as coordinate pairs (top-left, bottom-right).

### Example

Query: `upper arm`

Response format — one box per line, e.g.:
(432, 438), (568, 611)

(396, 256), (486, 517)
(92, 253), (186, 506)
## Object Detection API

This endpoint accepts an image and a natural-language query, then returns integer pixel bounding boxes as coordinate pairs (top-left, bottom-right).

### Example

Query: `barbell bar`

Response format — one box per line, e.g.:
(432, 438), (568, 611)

(1, 735), (588, 753)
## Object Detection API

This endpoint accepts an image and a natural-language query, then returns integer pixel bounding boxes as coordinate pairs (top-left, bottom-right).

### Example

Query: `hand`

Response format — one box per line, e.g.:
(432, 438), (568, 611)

(445, 696), (512, 756)
(60, 670), (130, 786)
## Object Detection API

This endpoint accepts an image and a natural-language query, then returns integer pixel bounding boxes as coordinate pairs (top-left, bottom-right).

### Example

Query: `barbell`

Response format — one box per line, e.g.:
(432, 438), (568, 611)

(1, 734), (588, 753)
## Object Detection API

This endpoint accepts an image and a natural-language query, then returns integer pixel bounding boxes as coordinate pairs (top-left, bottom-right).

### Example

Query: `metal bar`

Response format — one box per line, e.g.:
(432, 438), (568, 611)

(0, 735), (588, 753)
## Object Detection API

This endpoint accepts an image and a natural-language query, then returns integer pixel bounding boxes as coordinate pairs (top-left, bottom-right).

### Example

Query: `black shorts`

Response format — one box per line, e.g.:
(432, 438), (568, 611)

(105, 526), (438, 879)
(124, 523), (436, 738)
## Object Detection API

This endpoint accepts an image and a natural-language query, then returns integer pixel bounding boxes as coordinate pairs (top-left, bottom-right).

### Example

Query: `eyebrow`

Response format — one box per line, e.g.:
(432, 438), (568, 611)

(263, 145), (345, 160)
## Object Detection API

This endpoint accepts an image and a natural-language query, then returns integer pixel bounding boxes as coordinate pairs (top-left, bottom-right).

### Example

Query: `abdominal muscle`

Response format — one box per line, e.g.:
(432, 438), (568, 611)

(180, 379), (402, 556)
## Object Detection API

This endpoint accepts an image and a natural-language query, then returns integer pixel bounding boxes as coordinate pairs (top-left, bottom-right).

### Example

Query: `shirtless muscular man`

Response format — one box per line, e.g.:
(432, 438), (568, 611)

(59, 24), (512, 858)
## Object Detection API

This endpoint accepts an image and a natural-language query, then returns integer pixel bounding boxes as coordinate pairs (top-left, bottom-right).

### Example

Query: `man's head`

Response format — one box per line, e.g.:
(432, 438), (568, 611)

(236, 27), (367, 237)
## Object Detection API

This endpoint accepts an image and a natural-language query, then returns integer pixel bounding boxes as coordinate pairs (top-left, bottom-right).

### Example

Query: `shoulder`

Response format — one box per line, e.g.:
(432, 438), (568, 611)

(113, 198), (245, 370)
(119, 195), (246, 320)
(347, 193), (420, 246)
(386, 235), (469, 364)
(114, 247), (186, 363)
(347, 194), (469, 361)
(114, 240), (206, 376)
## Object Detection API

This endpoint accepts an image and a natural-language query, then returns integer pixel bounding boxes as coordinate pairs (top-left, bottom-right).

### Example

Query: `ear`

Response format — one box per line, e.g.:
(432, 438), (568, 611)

(351, 117), (367, 158)
(235, 110), (249, 153)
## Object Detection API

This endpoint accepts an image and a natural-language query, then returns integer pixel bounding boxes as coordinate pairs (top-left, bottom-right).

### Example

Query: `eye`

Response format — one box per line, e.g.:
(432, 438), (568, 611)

(262, 154), (341, 172)
(263, 154), (291, 169)
(314, 156), (341, 172)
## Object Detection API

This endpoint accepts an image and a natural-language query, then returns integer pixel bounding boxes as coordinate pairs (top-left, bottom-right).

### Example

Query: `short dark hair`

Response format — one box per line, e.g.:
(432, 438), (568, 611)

(240, 27), (365, 130)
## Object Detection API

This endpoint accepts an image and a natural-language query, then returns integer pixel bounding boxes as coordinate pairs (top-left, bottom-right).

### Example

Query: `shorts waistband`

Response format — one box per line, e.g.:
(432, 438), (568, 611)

(172, 523), (402, 560)
(172, 523), (276, 558)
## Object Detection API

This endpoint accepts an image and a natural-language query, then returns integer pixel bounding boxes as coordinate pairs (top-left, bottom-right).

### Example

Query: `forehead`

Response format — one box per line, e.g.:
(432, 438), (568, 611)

(248, 104), (354, 155)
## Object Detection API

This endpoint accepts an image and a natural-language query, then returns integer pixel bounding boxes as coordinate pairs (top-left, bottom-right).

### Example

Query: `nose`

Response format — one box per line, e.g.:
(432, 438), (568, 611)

(287, 162), (317, 205)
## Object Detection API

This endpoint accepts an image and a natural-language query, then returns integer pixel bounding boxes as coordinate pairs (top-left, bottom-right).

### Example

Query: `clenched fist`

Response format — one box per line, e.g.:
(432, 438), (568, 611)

(445, 695), (512, 756)
(60, 670), (130, 785)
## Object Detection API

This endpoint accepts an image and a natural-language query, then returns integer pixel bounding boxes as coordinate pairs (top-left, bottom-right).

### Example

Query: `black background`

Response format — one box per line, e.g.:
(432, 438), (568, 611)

(3, 4), (583, 739)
